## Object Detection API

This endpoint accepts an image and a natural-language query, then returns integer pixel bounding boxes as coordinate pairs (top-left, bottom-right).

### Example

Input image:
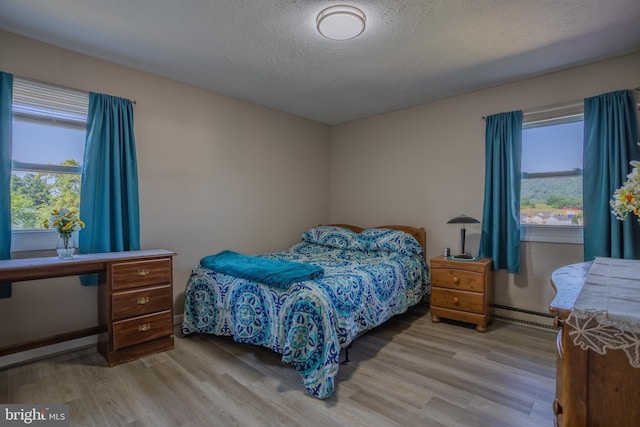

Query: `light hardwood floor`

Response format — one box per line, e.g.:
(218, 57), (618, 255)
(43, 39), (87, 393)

(0, 304), (557, 426)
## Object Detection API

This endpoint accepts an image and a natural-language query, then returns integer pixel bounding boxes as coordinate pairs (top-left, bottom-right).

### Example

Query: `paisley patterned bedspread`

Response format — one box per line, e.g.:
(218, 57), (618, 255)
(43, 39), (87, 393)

(181, 226), (429, 399)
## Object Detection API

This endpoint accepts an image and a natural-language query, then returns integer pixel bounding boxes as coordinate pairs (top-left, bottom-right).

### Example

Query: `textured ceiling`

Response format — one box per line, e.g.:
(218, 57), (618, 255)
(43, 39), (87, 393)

(1, 0), (639, 125)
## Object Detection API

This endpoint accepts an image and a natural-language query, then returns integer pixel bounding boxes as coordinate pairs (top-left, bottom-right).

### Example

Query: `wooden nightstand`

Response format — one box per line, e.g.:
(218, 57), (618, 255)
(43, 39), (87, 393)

(98, 253), (175, 365)
(429, 256), (494, 332)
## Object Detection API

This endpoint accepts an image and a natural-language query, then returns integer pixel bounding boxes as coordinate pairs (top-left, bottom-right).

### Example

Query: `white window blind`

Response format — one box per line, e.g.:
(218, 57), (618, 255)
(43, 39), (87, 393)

(523, 102), (583, 128)
(12, 78), (88, 127)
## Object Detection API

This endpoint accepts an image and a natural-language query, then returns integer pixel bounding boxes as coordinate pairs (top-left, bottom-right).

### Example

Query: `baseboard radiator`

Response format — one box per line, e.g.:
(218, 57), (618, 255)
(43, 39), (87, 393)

(493, 304), (555, 330)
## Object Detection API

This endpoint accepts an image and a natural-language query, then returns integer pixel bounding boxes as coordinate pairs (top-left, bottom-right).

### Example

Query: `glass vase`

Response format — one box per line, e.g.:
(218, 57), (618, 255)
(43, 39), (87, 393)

(56, 233), (76, 259)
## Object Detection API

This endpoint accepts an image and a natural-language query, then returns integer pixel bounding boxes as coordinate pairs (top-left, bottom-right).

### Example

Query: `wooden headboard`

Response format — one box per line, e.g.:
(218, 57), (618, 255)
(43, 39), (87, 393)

(329, 224), (427, 261)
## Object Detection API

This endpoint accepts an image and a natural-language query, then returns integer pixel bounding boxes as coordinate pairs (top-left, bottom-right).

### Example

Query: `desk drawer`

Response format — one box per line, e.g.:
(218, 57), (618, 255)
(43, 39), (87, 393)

(112, 310), (173, 350)
(431, 288), (484, 314)
(111, 258), (172, 291)
(431, 269), (485, 292)
(111, 285), (172, 321)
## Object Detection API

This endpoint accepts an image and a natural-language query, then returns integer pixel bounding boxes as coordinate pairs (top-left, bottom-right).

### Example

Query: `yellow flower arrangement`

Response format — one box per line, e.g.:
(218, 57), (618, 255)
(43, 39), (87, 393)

(43, 208), (85, 235)
(610, 146), (640, 223)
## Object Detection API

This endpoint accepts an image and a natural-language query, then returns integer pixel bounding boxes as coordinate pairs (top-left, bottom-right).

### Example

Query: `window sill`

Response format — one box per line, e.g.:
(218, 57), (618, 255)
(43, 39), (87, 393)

(520, 224), (583, 245)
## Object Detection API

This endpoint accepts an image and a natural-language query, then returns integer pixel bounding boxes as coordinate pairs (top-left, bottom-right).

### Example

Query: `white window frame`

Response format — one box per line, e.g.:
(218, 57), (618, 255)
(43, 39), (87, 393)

(521, 103), (584, 245)
(10, 78), (88, 253)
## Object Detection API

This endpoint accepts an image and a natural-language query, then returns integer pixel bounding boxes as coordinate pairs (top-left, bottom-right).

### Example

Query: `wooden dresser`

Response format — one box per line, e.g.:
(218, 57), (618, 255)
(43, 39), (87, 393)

(99, 253), (175, 366)
(429, 256), (494, 332)
(550, 262), (640, 427)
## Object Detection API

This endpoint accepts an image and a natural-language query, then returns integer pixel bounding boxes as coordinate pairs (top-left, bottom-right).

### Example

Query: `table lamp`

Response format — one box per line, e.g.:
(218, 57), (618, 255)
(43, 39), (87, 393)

(447, 214), (480, 260)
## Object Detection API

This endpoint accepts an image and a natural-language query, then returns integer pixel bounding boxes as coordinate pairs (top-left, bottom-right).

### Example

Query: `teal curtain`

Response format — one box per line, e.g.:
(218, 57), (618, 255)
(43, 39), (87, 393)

(583, 90), (640, 261)
(0, 72), (13, 298)
(80, 92), (140, 284)
(478, 111), (523, 273)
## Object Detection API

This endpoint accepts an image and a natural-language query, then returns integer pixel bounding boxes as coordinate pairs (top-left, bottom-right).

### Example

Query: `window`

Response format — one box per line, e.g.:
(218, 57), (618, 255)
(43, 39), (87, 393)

(520, 104), (584, 244)
(10, 78), (88, 252)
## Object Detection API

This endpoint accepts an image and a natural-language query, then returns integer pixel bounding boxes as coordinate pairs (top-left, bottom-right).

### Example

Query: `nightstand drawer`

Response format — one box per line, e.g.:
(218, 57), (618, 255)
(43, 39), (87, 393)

(111, 284), (172, 321)
(431, 268), (485, 292)
(431, 288), (485, 314)
(112, 310), (173, 350)
(111, 258), (172, 291)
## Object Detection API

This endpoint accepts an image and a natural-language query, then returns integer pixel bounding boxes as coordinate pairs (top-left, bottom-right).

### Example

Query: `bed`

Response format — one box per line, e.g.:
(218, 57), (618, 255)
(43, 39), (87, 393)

(180, 224), (429, 399)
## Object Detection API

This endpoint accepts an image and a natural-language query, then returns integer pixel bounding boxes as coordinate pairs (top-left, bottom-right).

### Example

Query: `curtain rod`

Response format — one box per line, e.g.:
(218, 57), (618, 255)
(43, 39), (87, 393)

(482, 86), (640, 120)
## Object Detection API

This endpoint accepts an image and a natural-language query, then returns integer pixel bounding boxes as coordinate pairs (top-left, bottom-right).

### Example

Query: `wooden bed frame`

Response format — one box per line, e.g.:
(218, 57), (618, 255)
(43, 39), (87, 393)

(329, 224), (427, 261)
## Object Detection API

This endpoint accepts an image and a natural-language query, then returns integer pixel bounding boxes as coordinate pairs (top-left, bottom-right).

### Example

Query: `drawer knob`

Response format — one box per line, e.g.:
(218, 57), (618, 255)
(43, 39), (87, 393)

(138, 323), (151, 332)
(452, 296), (459, 305)
(136, 268), (150, 277)
(136, 296), (150, 305)
(552, 398), (563, 416)
(452, 276), (460, 284)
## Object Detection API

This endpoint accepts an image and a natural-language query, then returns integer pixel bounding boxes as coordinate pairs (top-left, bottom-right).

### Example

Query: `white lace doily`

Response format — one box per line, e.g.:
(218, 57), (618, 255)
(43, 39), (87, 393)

(566, 257), (640, 368)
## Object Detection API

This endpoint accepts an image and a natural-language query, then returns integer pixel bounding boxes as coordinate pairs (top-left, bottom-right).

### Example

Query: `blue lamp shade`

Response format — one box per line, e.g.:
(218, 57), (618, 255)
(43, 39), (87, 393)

(447, 214), (480, 259)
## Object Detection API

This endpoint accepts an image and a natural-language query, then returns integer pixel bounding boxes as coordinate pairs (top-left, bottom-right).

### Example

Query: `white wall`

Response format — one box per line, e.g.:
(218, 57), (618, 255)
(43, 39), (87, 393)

(0, 31), (331, 346)
(1, 28), (638, 347)
(330, 52), (640, 314)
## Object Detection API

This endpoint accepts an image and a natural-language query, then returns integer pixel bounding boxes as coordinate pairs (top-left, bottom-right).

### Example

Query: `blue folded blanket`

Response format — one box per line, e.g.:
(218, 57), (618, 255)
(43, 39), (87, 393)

(200, 250), (324, 289)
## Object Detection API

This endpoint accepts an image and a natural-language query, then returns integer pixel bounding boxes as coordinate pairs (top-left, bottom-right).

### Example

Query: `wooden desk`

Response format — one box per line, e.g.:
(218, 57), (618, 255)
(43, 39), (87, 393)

(0, 249), (175, 365)
(550, 262), (640, 427)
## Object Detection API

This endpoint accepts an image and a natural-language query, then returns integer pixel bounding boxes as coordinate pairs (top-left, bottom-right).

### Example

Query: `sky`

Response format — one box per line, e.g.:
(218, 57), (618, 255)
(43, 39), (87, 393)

(12, 120), (85, 166)
(521, 120), (583, 173)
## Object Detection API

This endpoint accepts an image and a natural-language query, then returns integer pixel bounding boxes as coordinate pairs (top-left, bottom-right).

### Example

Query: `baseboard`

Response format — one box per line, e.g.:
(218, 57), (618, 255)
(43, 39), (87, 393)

(174, 313), (183, 326)
(0, 335), (98, 369)
(494, 304), (555, 330)
(0, 314), (185, 369)
(1, 309), (551, 368)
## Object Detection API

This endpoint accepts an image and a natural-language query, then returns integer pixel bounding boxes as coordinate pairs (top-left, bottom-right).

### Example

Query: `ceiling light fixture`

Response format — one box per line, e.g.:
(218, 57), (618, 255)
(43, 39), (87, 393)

(316, 5), (366, 41)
